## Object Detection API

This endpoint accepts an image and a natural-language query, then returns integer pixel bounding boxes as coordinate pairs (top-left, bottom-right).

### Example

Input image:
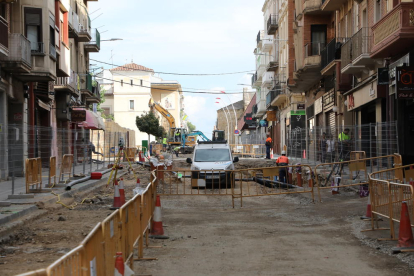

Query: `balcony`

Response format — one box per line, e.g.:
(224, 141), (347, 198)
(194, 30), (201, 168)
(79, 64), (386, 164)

(341, 28), (374, 75)
(257, 54), (266, 77)
(55, 71), (79, 97)
(0, 16), (8, 56)
(252, 104), (258, 118)
(78, 13), (91, 42)
(267, 14), (278, 35)
(81, 74), (94, 97)
(69, 10), (80, 38)
(371, 3), (414, 59)
(303, 0), (322, 14)
(0, 34), (32, 73)
(321, 0), (347, 11)
(304, 42), (324, 69)
(267, 83), (287, 108)
(86, 84), (101, 104)
(267, 57), (279, 72)
(252, 72), (262, 87)
(320, 37), (347, 75)
(262, 71), (274, 88)
(84, 29), (100, 52)
(262, 34), (273, 52)
(256, 30), (263, 48)
(49, 43), (57, 61)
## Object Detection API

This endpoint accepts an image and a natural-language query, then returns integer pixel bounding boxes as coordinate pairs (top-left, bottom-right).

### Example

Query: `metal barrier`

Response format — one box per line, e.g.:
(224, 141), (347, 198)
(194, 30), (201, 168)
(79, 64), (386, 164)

(25, 157), (42, 193)
(59, 154), (73, 183)
(157, 165), (315, 207)
(368, 164), (414, 240)
(232, 165), (315, 207)
(230, 144), (266, 158)
(315, 153), (401, 202)
(48, 156), (57, 188)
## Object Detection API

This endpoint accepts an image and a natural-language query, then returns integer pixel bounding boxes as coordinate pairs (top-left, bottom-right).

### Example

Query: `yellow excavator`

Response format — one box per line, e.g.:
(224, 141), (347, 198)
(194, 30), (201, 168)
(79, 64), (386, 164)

(149, 98), (197, 152)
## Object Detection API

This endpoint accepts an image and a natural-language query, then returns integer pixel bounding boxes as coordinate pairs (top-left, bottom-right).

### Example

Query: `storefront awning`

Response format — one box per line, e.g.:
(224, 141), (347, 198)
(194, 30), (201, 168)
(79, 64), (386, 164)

(73, 108), (99, 129)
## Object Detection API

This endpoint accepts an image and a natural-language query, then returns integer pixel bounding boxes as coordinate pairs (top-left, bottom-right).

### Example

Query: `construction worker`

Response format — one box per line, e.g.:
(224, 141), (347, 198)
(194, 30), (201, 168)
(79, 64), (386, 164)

(162, 136), (167, 151)
(265, 133), (272, 159)
(175, 131), (181, 142)
(276, 150), (289, 184)
(338, 128), (351, 161)
(173, 146), (181, 157)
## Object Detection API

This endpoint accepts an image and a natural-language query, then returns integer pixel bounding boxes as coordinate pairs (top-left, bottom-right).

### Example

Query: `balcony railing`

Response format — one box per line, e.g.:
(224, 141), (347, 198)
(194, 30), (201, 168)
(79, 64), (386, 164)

(85, 28), (101, 52)
(320, 38), (348, 71)
(352, 27), (372, 62)
(0, 16), (8, 53)
(251, 73), (257, 86)
(0, 33), (32, 71)
(55, 71), (78, 96)
(305, 42), (325, 58)
(31, 42), (44, 55)
(341, 28), (373, 73)
(340, 38), (352, 71)
(252, 104), (258, 116)
(266, 84), (286, 108)
(267, 14), (278, 35)
(256, 30), (262, 45)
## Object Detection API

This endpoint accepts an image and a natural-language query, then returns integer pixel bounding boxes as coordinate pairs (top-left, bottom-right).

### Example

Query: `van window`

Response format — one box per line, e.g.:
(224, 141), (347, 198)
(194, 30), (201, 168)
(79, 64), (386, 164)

(195, 149), (230, 162)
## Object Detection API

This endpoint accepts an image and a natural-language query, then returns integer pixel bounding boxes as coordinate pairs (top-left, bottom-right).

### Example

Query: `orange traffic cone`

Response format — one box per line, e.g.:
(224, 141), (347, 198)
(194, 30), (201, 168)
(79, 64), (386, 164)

(119, 178), (126, 205)
(150, 195), (168, 239)
(303, 150), (306, 159)
(114, 252), (124, 276)
(136, 178), (140, 189)
(360, 196), (372, 220)
(111, 180), (122, 210)
(392, 201), (414, 253)
(270, 149), (274, 159)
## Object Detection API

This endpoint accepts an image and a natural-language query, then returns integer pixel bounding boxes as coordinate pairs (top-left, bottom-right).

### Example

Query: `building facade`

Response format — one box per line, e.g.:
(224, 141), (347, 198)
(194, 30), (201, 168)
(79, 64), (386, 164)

(0, 0), (102, 180)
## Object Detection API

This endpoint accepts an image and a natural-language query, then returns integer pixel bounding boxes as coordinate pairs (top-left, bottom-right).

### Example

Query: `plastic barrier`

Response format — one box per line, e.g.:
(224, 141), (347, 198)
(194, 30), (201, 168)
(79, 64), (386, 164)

(25, 157), (42, 193)
(59, 154), (74, 183)
(230, 144), (266, 158)
(19, 170), (158, 276)
(315, 153), (401, 202)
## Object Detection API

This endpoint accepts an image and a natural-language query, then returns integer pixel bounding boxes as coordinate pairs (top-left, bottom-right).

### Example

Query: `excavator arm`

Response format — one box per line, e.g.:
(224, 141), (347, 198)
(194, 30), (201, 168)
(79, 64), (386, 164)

(149, 98), (176, 128)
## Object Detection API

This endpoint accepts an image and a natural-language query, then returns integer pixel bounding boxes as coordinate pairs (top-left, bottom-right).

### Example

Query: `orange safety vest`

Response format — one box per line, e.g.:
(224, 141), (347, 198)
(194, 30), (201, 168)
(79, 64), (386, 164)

(276, 156), (289, 165)
(266, 137), (272, 145)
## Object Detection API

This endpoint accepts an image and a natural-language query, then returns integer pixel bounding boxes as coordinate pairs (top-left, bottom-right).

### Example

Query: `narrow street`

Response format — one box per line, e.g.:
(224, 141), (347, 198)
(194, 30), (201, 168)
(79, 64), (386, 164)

(135, 193), (414, 276)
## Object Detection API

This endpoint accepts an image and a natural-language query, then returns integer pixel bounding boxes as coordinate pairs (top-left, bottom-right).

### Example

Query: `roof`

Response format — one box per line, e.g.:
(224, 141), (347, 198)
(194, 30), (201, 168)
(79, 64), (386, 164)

(217, 100), (244, 112)
(110, 63), (154, 72)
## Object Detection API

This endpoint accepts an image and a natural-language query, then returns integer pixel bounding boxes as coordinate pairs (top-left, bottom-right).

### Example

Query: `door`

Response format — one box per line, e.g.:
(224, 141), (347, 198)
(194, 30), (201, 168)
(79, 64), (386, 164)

(311, 25), (327, 55)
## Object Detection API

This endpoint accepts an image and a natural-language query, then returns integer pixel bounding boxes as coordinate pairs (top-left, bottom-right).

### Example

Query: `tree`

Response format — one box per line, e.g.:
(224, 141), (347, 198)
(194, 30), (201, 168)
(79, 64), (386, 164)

(136, 112), (161, 145)
(187, 121), (196, 132)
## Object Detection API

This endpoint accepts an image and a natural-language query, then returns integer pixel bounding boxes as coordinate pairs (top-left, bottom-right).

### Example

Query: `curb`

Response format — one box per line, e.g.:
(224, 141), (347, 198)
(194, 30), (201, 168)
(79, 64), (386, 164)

(0, 168), (132, 226)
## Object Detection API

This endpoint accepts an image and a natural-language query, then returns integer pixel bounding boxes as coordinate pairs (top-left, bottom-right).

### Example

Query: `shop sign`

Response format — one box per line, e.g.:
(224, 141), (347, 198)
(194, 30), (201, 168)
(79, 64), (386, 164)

(297, 104), (305, 110)
(259, 120), (268, 127)
(267, 111), (276, 121)
(244, 113), (256, 127)
(71, 110), (86, 122)
(14, 113), (23, 121)
(396, 66), (414, 98)
(314, 97), (323, 115)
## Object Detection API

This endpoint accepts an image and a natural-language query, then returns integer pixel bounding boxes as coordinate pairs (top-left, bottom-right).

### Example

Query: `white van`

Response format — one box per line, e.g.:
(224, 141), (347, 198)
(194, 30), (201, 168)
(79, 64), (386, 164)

(186, 141), (239, 188)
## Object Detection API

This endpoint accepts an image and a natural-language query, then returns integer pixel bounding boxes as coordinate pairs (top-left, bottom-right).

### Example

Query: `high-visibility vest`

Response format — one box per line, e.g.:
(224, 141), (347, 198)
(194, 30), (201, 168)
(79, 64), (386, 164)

(338, 132), (350, 141)
(266, 137), (272, 145)
(163, 138), (167, 144)
(276, 156), (289, 165)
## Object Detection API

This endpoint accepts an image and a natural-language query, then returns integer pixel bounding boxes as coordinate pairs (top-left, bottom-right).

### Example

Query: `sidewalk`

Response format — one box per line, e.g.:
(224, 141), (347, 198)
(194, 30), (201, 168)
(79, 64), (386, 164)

(0, 158), (128, 227)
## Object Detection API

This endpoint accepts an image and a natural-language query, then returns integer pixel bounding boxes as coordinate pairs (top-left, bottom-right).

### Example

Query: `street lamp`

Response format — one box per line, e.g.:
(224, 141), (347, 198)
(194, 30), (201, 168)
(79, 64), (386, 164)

(101, 38), (123, 42)
(215, 101), (230, 143)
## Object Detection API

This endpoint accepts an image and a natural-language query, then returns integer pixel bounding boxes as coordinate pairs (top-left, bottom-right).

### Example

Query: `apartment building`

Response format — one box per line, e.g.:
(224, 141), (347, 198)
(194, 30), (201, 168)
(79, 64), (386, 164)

(97, 63), (184, 146)
(0, 0), (102, 178)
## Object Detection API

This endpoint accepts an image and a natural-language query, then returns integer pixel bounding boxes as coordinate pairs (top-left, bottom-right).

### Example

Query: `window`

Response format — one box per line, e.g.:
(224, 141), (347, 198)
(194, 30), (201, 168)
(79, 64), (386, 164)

(121, 80), (123, 86)
(25, 7), (42, 53)
(311, 25), (327, 55)
(129, 100), (134, 110)
(130, 79), (133, 86)
(194, 149), (231, 162)
(375, 0), (382, 23)
(0, 4), (6, 19)
(140, 80), (143, 86)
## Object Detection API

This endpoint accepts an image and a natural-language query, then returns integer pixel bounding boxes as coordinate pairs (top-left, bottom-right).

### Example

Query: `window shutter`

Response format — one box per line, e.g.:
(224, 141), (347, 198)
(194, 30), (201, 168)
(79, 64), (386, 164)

(26, 13), (40, 25)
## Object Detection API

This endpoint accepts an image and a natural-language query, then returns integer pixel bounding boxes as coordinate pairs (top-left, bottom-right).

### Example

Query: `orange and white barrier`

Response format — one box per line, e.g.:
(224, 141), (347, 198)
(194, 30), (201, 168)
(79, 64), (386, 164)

(111, 180), (122, 209)
(392, 201), (414, 253)
(119, 178), (126, 205)
(150, 195), (165, 237)
(361, 196), (372, 220)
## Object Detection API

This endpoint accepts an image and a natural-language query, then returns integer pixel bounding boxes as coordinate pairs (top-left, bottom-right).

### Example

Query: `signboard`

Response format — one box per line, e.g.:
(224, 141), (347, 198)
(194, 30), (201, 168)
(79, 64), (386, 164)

(377, 68), (389, 85)
(259, 120), (268, 127)
(348, 94), (355, 110)
(234, 130), (240, 135)
(396, 66), (414, 98)
(297, 104), (305, 110)
(267, 111), (276, 121)
(14, 113), (23, 121)
(71, 110), (86, 122)
(244, 113), (256, 128)
(315, 97), (323, 115)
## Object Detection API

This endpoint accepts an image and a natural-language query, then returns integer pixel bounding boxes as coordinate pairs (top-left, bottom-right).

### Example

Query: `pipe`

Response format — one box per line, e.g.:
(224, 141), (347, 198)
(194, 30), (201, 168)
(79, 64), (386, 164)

(65, 168), (113, 190)
(136, 161), (151, 168)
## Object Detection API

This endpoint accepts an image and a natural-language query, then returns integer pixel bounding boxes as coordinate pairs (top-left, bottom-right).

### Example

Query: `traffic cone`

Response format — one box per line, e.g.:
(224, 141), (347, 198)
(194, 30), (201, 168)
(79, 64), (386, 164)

(119, 178), (125, 205)
(392, 201), (414, 253)
(303, 150), (306, 159)
(270, 149), (274, 159)
(136, 177), (140, 189)
(111, 180), (122, 209)
(150, 195), (168, 239)
(360, 196), (372, 220)
(114, 252), (124, 276)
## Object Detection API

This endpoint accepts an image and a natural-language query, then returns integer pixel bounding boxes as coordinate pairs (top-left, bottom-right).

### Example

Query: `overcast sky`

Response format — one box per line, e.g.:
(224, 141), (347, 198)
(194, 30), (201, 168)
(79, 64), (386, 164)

(89, 0), (263, 137)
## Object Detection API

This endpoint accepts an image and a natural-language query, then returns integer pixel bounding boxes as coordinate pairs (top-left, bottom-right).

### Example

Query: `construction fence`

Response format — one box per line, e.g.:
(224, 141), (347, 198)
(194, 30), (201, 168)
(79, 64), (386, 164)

(19, 170), (158, 276)
(0, 123), (137, 194)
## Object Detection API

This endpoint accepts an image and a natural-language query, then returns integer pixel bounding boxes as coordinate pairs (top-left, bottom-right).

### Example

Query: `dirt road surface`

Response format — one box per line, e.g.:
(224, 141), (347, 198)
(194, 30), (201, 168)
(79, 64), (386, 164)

(134, 192), (414, 276)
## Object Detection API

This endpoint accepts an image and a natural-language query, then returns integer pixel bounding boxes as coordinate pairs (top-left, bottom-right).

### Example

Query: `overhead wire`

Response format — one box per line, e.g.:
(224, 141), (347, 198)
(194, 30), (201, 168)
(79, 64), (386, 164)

(90, 58), (255, 76)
